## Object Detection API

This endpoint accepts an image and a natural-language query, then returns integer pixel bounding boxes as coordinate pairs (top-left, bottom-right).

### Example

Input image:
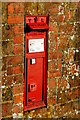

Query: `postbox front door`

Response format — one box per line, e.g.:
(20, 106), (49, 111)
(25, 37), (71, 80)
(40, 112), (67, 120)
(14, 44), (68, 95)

(24, 16), (49, 111)
(28, 57), (43, 103)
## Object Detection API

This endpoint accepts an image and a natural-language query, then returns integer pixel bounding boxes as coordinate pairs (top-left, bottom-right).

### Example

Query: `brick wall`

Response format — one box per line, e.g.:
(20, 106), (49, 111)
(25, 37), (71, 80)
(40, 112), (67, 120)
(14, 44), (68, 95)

(1, 2), (80, 119)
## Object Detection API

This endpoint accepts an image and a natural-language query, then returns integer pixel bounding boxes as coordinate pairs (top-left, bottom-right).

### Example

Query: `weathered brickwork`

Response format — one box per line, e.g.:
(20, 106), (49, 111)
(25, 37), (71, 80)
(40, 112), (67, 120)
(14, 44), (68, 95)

(1, 2), (80, 119)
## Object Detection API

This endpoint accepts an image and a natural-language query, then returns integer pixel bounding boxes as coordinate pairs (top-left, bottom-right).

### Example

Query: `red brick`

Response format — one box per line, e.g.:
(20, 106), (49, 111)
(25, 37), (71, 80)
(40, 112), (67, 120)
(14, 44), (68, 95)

(48, 71), (53, 79)
(48, 70), (61, 78)
(74, 52), (79, 61)
(68, 88), (79, 100)
(14, 26), (24, 34)
(69, 67), (76, 75)
(13, 104), (23, 114)
(8, 56), (14, 65)
(20, 94), (23, 103)
(74, 76), (79, 87)
(53, 51), (62, 59)
(58, 36), (67, 50)
(8, 16), (24, 24)
(62, 66), (67, 76)
(49, 43), (57, 51)
(57, 60), (62, 69)
(59, 24), (65, 33)
(50, 15), (58, 22)
(72, 113), (80, 118)
(50, 6), (59, 15)
(78, 100), (80, 110)
(14, 95), (20, 104)
(14, 35), (24, 44)
(52, 52), (58, 59)
(52, 70), (61, 77)
(49, 34), (57, 51)
(49, 79), (56, 88)
(64, 9), (69, 22)
(59, 36), (67, 41)
(58, 78), (68, 91)
(72, 100), (79, 111)
(52, 87), (56, 95)
(49, 50), (53, 60)
(50, 14), (63, 23)
(59, 23), (74, 34)
(47, 96), (56, 105)
(7, 67), (13, 75)
(7, 76), (14, 85)
(57, 91), (68, 103)
(14, 94), (23, 104)
(2, 57), (7, 71)
(13, 105), (19, 113)
(68, 76), (74, 88)
(57, 14), (63, 22)
(8, 56), (23, 65)
(50, 23), (58, 32)
(14, 74), (23, 84)
(14, 65), (23, 74)
(8, 3), (13, 14)
(2, 103), (12, 117)
(70, 9), (76, 22)
(50, 33), (57, 41)
(48, 61), (56, 71)
(14, 3), (24, 14)
(13, 85), (23, 94)
(55, 102), (73, 117)
(69, 2), (78, 8)
(14, 45), (23, 54)
(2, 24), (13, 40)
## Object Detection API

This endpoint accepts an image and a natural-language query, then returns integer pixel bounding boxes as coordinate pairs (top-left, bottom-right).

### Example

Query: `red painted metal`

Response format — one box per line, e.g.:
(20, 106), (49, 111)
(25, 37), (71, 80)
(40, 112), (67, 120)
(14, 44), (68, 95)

(24, 16), (49, 111)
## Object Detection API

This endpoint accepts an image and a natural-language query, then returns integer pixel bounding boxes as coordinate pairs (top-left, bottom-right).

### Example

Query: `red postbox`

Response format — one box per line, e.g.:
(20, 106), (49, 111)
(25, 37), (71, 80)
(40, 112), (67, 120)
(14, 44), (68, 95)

(24, 16), (49, 111)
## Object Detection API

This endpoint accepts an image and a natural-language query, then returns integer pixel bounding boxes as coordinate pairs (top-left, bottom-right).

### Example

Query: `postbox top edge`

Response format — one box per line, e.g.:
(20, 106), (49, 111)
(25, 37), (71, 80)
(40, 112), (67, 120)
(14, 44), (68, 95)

(25, 15), (49, 17)
(25, 16), (49, 25)
(25, 16), (49, 21)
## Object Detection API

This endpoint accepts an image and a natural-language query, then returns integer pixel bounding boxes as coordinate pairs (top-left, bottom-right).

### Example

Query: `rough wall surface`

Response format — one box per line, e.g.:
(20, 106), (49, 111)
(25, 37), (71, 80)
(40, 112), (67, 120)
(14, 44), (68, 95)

(1, 2), (80, 119)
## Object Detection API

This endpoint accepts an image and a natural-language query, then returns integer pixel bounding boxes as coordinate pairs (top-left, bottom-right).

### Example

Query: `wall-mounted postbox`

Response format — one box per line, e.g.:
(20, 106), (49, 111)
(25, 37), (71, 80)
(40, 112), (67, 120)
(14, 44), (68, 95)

(24, 16), (49, 111)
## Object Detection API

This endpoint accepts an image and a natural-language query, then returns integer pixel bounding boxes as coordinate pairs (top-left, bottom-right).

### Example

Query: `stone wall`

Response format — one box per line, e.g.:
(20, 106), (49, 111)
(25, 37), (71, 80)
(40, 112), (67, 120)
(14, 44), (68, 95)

(1, 1), (80, 119)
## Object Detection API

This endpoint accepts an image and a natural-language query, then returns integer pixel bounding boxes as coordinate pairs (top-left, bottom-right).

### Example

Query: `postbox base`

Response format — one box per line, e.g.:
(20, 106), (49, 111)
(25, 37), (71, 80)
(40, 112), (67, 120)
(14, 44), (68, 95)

(24, 101), (46, 111)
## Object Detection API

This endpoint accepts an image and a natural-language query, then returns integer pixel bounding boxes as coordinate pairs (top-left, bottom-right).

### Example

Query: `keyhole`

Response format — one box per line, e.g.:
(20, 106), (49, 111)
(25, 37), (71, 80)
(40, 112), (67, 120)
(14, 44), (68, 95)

(28, 99), (31, 102)
(28, 19), (31, 22)
(34, 18), (36, 23)
(31, 85), (33, 88)
(41, 18), (44, 22)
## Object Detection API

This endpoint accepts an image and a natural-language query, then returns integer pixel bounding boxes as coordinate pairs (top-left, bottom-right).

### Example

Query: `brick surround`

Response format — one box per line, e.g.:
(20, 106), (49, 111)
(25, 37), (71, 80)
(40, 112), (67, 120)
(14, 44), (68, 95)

(0, 1), (80, 119)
